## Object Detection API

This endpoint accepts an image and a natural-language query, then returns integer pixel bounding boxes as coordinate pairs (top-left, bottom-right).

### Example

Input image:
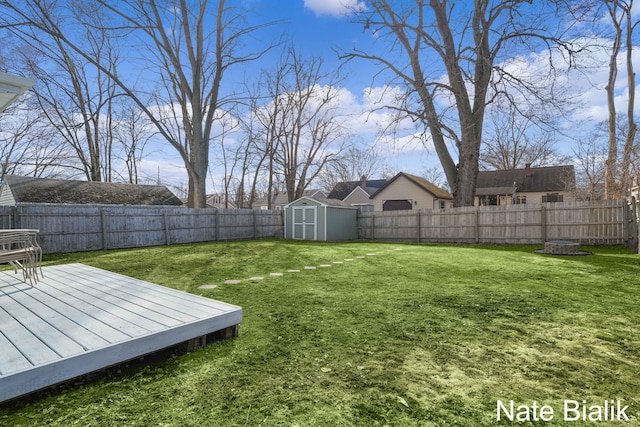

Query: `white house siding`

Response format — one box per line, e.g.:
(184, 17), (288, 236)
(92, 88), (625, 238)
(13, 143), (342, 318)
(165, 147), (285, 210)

(0, 184), (16, 206)
(343, 187), (372, 205)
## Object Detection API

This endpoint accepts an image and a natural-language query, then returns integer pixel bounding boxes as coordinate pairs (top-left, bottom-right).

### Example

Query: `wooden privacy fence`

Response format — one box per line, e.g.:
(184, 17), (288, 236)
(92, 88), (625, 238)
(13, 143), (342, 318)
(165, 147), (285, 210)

(0, 203), (284, 254)
(358, 199), (638, 248)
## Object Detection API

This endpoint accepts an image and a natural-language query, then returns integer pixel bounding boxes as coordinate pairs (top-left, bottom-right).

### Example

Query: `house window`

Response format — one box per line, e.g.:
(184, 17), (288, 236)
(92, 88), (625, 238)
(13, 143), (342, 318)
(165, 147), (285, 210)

(513, 195), (526, 205)
(439, 200), (446, 209)
(542, 193), (563, 203)
(487, 195), (499, 206)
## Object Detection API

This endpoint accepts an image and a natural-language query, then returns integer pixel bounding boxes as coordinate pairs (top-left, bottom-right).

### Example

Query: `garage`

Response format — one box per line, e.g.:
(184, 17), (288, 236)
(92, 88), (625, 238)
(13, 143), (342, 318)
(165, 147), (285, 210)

(284, 196), (358, 241)
(383, 199), (413, 211)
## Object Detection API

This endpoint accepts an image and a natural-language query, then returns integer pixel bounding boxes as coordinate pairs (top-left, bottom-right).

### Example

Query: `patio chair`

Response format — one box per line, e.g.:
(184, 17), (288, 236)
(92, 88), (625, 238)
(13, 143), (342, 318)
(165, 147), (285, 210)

(0, 229), (42, 285)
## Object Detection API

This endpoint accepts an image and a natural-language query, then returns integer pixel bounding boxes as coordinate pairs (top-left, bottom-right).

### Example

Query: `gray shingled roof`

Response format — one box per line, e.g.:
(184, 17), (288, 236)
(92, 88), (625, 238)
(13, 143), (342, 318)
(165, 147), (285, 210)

(1, 175), (183, 206)
(476, 165), (575, 194)
(327, 179), (388, 200)
(370, 172), (453, 200)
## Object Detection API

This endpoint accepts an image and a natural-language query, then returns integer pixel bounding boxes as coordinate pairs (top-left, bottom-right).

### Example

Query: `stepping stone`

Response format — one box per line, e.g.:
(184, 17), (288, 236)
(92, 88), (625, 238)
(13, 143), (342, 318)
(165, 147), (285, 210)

(304, 266), (316, 270)
(288, 269), (301, 273)
(198, 284), (217, 289)
(270, 272), (283, 276)
(366, 253), (376, 256)
(224, 280), (241, 284)
(344, 258), (354, 261)
(249, 276), (264, 281)
(356, 256), (365, 259)
(319, 264), (331, 267)
(332, 261), (343, 264)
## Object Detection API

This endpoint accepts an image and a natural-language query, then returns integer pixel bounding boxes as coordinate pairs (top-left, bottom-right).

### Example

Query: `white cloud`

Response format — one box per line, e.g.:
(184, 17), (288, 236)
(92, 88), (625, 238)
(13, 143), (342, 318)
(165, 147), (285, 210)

(303, 0), (365, 18)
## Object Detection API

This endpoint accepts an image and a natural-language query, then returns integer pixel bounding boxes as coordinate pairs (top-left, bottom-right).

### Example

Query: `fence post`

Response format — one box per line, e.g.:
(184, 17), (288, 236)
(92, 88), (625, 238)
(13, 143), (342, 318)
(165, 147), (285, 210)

(474, 209), (480, 244)
(541, 206), (547, 243)
(101, 209), (108, 249)
(628, 197), (639, 252)
(215, 210), (220, 241)
(11, 206), (19, 229)
(416, 211), (421, 243)
(253, 210), (257, 240)
(163, 211), (171, 245)
(371, 213), (375, 240)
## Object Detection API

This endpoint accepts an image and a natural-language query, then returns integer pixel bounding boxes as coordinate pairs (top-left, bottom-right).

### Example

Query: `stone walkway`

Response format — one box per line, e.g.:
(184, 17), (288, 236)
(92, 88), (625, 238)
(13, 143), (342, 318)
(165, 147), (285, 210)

(198, 247), (404, 289)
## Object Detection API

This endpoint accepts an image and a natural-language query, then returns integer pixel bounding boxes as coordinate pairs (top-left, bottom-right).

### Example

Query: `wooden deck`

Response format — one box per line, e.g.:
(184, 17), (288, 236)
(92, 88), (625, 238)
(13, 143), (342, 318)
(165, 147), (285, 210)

(0, 263), (242, 403)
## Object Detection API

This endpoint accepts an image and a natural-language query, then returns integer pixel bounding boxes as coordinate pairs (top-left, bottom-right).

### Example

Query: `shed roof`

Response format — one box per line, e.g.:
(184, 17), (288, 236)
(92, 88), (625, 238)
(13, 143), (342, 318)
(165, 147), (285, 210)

(370, 172), (453, 200)
(285, 196), (357, 209)
(0, 175), (183, 206)
(476, 165), (575, 194)
(255, 189), (325, 207)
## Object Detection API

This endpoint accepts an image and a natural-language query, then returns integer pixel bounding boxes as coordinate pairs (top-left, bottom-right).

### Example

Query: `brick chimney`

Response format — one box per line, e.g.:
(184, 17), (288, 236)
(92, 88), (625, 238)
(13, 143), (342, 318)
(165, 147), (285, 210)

(360, 175), (367, 187)
(524, 163), (532, 177)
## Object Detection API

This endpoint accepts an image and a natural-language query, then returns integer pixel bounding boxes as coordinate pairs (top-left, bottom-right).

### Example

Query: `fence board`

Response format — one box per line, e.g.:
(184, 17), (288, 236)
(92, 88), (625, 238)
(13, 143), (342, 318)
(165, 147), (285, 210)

(358, 200), (637, 248)
(0, 203), (283, 254)
(1, 199), (636, 254)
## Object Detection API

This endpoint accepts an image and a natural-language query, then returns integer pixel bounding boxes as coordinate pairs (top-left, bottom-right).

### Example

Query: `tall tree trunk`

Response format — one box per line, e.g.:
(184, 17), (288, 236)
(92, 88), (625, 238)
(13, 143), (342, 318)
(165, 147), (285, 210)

(620, 0), (637, 197)
(605, 1), (623, 199)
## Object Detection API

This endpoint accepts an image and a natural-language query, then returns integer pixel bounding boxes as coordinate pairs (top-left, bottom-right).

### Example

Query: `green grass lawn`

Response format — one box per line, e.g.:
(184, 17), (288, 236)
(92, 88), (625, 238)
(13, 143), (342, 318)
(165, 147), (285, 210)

(1, 240), (639, 426)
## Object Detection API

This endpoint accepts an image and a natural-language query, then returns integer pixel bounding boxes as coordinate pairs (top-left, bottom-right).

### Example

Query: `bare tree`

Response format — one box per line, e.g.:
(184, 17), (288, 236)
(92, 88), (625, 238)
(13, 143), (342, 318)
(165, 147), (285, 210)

(341, 0), (577, 206)
(0, 96), (70, 178)
(210, 111), (240, 208)
(1, 1), (149, 182)
(111, 99), (155, 184)
(0, 0), (275, 207)
(603, 0), (638, 199)
(18, 26), (121, 181)
(422, 165), (449, 192)
(480, 103), (569, 170)
(235, 104), (271, 208)
(252, 47), (350, 203)
(316, 144), (386, 194)
(572, 130), (607, 201)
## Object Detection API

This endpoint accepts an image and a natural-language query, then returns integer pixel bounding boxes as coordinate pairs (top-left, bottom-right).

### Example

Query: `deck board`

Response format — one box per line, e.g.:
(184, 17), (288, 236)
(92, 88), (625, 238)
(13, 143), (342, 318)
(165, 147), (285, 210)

(0, 263), (242, 403)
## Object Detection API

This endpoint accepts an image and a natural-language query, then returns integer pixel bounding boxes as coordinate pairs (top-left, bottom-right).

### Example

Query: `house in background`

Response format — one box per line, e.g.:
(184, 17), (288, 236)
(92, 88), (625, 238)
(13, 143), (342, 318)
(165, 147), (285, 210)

(254, 188), (326, 210)
(326, 176), (388, 212)
(369, 172), (453, 211)
(0, 175), (183, 206)
(206, 194), (236, 209)
(475, 164), (576, 206)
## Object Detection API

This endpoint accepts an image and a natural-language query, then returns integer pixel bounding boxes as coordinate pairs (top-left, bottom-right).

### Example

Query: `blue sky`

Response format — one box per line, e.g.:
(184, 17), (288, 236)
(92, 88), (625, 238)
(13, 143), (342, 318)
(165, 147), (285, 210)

(106, 1), (639, 193)
(147, 0), (437, 192)
(2, 0), (637, 194)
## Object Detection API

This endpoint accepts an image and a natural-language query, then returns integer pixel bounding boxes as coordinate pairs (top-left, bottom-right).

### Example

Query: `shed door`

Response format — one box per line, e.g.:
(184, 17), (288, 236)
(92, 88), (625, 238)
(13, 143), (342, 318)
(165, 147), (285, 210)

(292, 206), (317, 240)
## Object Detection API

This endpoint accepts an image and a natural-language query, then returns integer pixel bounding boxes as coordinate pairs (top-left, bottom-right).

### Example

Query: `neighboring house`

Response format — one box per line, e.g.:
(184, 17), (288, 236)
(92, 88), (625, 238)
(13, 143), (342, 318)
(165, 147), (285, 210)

(369, 172), (453, 211)
(254, 188), (326, 210)
(326, 176), (388, 212)
(206, 194), (236, 209)
(0, 175), (183, 206)
(475, 164), (576, 206)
